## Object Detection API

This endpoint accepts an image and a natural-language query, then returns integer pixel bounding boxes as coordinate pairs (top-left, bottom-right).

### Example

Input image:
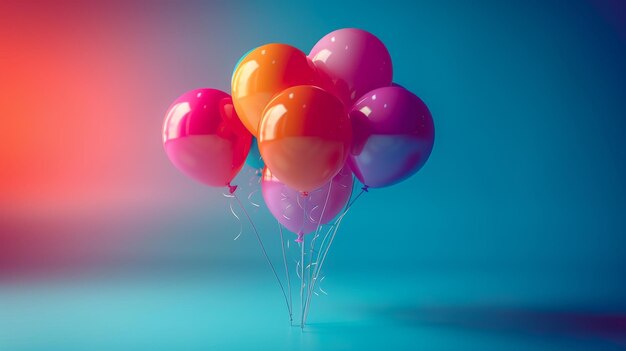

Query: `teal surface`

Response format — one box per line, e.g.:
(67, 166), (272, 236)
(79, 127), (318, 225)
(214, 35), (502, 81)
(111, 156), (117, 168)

(2, 267), (625, 350)
(1, 0), (626, 350)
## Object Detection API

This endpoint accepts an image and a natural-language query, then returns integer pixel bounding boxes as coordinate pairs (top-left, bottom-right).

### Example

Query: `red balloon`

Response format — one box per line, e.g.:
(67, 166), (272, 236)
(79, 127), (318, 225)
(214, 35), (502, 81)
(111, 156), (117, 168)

(162, 88), (252, 188)
(258, 85), (352, 192)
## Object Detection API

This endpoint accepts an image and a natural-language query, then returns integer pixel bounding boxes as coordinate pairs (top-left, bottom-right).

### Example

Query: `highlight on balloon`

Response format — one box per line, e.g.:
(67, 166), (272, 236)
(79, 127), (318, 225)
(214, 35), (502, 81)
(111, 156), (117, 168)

(162, 28), (435, 329)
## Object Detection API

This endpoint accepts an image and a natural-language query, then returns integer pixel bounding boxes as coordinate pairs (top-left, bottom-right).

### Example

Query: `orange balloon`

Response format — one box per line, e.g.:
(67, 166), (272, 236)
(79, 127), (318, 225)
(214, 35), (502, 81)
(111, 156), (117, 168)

(258, 85), (352, 192)
(231, 44), (320, 137)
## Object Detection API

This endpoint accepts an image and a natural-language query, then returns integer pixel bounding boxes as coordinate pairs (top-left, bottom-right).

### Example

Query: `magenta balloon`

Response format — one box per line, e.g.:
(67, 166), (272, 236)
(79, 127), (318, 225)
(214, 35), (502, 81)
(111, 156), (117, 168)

(162, 88), (252, 187)
(348, 86), (434, 188)
(309, 28), (393, 106)
(262, 165), (353, 238)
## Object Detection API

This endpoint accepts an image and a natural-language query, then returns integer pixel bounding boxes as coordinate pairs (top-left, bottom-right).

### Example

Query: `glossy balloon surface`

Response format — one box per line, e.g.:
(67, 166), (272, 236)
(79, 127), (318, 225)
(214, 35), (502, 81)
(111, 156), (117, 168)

(163, 89), (252, 187)
(309, 28), (392, 105)
(349, 86), (434, 188)
(259, 85), (352, 192)
(262, 165), (353, 236)
(231, 44), (320, 136)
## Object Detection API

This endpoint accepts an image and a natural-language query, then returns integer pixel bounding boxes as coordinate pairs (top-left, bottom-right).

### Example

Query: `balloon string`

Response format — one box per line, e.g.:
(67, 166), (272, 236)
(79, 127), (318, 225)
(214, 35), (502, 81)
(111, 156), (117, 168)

(319, 276), (328, 295)
(299, 194), (308, 329)
(302, 186), (367, 325)
(222, 191), (242, 240)
(348, 185), (368, 208)
(231, 190), (291, 322)
(295, 260), (301, 279)
(301, 210), (340, 324)
(278, 222), (293, 324)
(301, 182), (361, 322)
(302, 211), (347, 325)
(303, 181), (333, 325)
(229, 200), (242, 240)
(248, 189), (260, 208)
(299, 234), (305, 329)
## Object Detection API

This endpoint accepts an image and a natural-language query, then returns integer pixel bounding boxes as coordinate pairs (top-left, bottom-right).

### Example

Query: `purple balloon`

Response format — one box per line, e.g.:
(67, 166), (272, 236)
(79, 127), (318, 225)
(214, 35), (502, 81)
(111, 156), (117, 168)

(348, 86), (434, 188)
(309, 28), (392, 106)
(262, 165), (353, 241)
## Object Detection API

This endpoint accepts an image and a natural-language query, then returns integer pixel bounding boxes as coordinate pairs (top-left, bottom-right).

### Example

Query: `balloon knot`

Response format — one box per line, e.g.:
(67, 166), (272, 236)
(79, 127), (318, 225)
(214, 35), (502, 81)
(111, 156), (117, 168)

(295, 232), (304, 243)
(228, 183), (238, 194)
(362, 185), (369, 192)
(301, 191), (309, 197)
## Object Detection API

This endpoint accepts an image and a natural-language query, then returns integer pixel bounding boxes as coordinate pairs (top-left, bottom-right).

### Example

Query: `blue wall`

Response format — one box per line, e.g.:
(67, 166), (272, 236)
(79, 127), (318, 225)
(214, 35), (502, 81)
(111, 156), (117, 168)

(209, 0), (626, 275)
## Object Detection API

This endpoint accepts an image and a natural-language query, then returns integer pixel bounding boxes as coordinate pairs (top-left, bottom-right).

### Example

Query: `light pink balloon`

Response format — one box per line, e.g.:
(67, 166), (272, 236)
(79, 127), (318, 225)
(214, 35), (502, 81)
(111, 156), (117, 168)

(309, 28), (393, 106)
(262, 165), (353, 241)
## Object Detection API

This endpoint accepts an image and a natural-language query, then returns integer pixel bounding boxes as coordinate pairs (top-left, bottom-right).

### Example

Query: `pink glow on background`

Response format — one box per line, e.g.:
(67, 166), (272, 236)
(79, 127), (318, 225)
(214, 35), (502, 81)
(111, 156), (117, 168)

(4, 3), (202, 207)
(0, 2), (251, 276)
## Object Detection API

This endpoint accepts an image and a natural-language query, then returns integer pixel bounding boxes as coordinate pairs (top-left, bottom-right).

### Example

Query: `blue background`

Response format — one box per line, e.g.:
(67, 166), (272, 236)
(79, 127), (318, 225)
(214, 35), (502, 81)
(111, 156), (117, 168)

(1, 0), (625, 350)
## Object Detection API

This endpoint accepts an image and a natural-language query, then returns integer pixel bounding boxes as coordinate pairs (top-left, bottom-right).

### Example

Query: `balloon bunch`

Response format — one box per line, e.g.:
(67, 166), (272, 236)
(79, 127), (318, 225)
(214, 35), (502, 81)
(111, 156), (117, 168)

(162, 28), (435, 328)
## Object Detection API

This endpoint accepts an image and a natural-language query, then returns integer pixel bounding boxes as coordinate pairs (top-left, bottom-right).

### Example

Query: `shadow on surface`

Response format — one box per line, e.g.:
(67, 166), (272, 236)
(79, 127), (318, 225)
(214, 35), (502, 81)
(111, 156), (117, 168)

(371, 304), (626, 346)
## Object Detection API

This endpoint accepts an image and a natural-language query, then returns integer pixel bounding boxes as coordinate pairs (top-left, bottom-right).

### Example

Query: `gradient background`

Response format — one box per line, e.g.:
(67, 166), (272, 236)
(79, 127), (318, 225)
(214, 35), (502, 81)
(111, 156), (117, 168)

(1, 0), (626, 350)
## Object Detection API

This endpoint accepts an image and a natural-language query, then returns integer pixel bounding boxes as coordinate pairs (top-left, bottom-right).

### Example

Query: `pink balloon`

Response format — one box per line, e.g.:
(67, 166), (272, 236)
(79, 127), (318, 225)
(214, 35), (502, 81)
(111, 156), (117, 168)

(163, 88), (252, 188)
(262, 165), (353, 241)
(309, 28), (393, 106)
